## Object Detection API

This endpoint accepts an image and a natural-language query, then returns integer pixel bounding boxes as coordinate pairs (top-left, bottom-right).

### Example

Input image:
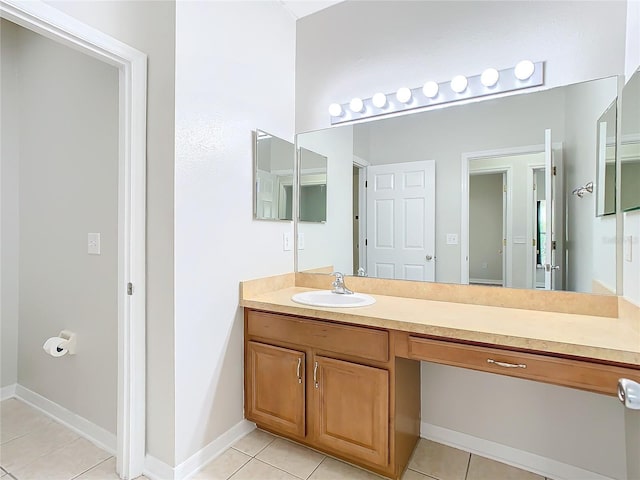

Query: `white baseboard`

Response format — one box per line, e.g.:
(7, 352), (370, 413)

(1, 383), (17, 401)
(14, 384), (116, 455)
(421, 422), (614, 480)
(144, 420), (255, 480)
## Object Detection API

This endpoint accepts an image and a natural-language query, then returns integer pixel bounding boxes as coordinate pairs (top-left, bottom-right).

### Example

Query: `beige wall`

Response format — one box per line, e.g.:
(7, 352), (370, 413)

(44, 0), (177, 465)
(1, 20), (119, 432)
(469, 173), (503, 284)
(1, 20), (21, 389)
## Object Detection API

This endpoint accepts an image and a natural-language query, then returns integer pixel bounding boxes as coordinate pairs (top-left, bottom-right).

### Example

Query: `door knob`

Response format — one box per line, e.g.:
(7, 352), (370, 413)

(426, 255), (433, 261)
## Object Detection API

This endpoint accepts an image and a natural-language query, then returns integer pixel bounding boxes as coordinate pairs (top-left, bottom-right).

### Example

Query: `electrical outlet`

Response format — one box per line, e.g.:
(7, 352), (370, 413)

(88, 233), (101, 255)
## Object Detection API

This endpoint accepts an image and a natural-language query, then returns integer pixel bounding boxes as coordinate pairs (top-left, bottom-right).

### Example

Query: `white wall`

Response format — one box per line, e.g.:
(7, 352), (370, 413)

(1, 20), (21, 389)
(295, 0), (627, 133)
(295, 2), (628, 478)
(563, 77), (619, 293)
(1, 21), (119, 433)
(623, 0), (640, 306)
(297, 127), (353, 274)
(174, 0), (295, 465)
(45, 0), (178, 464)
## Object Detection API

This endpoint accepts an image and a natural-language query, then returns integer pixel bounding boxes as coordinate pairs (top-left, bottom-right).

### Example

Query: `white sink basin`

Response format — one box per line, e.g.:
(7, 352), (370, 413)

(291, 290), (376, 308)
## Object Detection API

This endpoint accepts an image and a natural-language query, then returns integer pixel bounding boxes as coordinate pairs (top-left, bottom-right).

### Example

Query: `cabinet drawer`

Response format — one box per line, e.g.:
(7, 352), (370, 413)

(408, 336), (639, 395)
(247, 310), (389, 362)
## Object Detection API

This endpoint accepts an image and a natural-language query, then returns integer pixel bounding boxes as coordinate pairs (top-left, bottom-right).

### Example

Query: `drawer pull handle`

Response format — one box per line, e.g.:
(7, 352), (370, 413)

(487, 359), (526, 369)
(313, 361), (319, 388)
(296, 357), (302, 384)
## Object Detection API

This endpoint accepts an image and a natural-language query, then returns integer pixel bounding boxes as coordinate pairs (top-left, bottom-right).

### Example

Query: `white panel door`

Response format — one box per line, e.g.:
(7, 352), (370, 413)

(366, 160), (435, 281)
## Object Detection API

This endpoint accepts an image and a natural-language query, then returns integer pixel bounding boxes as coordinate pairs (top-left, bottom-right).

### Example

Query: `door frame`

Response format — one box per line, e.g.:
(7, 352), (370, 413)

(353, 156), (369, 275)
(461, 143), (562, 287)
(0, 1), (147, 478)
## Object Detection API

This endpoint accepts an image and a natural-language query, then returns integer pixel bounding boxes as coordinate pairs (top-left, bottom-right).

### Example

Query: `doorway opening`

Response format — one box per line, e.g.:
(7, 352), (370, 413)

(462, 138), (562, 290)
(469, 171), (506, 287)
(0, 2), (147, 478)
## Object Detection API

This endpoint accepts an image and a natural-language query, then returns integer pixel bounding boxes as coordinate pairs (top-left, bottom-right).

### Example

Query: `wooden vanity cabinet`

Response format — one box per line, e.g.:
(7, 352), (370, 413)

(244, 309), (420, 480)
(313, 355), (389, 467)
(245, 341), (305, 438)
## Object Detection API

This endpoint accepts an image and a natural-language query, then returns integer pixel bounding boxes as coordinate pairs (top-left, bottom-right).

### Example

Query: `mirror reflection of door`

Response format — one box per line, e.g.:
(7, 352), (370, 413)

(533, 168), (546, 288)
(469, 172), (505, 287)
(366, 160), (435, 281)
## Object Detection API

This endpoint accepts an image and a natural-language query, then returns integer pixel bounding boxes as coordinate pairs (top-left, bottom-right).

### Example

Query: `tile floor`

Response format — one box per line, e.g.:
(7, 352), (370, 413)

(1, 398), (552, 480)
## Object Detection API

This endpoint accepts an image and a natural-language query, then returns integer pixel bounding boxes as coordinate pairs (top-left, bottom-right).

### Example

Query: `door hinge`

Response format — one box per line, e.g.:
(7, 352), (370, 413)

(533, 183), (536, 191)
(365, 238), (368, 246)
(503, 184), (507, 193)
(127, 282), (133, 295)
(532, 238), (536, 247)
(552, 241), (557, 250)
(503, 238), (507, 247)
(365, 180), (368, 188)
(552, 166), (557, 176)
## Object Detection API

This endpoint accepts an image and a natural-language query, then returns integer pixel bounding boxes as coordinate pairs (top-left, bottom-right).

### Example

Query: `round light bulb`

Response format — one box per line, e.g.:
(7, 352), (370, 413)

(422, 81), (439, 98)
(372, 92), (387, 108)
(450, 75), (468, 93)
(349, 97), (364, 113)
(396, 87), (412, 104)
(480, 68), (500, 87)
(514, 60), (535, 81)
(328, 103), (343, 117)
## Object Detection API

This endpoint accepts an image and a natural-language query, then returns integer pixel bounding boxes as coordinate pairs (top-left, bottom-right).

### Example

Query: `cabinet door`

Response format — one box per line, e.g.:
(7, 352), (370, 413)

(246, 341), (305, 438)
(313, 355), (389, 467)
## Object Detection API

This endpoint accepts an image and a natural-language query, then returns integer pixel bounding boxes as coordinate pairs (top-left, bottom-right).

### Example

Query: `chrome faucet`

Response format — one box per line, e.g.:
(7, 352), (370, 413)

(330, 272), (353, 295)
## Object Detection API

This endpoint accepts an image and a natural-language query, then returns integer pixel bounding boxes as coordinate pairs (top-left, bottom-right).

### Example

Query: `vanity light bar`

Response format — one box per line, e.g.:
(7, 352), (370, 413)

(329, 61), (544, 125)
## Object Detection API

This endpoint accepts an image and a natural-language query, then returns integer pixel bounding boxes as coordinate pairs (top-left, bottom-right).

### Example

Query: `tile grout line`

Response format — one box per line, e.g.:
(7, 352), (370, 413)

(2, 430), (83, 476)
(464, 453), (472, 480)
(229, 457), (302, 480)
(68, 455), (115, 480)
(305, 456), (326, 480)
(222, 454), (252, 480)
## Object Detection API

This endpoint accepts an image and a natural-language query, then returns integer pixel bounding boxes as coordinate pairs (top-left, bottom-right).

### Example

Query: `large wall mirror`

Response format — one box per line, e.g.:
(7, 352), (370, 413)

(296, 76), (619, 294)
(254, 130), (295, 221)
(620, 67), (640, 212)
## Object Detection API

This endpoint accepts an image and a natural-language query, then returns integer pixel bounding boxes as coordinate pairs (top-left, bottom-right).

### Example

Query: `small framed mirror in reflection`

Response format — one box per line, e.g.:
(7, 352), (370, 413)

(253, 129), (295, 221)
(620, 68), (640, 212)
(298, 147), (327, 223)
(595, 100), (616, 216)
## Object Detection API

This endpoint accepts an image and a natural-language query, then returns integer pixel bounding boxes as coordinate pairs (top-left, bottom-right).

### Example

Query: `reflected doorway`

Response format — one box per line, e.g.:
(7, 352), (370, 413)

(469, 172), (506, 286)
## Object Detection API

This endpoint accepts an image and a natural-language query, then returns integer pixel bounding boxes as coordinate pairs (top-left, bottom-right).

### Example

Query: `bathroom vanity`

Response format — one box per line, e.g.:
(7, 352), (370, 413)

(241, 273), (640, 480)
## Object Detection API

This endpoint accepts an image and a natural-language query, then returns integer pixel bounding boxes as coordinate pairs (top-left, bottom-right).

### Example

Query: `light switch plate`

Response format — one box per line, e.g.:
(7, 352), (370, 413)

(283, 232), (292, 251)
(624, 235), (632, 262)
(446, 233), (458, 245)
(88, 233), (101, 255)
(298, 232), (305, 250)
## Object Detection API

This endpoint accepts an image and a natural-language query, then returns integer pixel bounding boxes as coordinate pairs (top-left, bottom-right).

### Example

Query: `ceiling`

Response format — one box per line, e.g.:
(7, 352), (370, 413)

(279, 0), (344, 19)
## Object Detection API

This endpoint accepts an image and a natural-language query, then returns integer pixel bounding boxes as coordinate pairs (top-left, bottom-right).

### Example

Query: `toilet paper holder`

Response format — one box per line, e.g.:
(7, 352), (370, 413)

(56, 330), (77, 355)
